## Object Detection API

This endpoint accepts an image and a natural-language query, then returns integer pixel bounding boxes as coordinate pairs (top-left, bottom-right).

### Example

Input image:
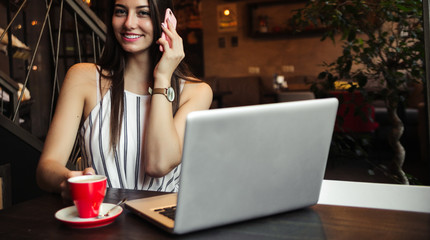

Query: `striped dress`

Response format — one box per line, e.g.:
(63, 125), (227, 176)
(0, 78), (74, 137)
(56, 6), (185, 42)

(78, 70), (181, 192)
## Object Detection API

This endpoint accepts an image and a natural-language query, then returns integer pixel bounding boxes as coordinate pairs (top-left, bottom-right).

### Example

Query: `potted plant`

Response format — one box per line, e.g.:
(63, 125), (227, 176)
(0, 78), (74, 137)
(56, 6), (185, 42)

(291, 0), (425, 184)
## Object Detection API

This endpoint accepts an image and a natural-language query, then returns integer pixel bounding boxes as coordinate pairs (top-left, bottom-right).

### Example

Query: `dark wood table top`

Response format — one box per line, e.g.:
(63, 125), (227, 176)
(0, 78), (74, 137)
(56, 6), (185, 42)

(0, 188), (429, 239)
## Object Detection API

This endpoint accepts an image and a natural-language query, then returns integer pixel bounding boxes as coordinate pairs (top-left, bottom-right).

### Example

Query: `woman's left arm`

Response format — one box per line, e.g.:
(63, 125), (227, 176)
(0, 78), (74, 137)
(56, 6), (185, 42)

(145, 81), (212, 177)
(145, 20), (213, 177)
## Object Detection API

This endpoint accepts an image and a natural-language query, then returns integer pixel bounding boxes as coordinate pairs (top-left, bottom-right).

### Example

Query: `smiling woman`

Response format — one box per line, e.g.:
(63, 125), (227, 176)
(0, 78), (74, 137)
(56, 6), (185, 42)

(112, 1), (154, 53)
(36, 0), (212, 198)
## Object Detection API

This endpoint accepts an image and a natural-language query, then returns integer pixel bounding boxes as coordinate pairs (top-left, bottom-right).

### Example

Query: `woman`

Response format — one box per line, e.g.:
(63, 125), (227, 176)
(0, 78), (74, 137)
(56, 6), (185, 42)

(36, 0), (212, 199)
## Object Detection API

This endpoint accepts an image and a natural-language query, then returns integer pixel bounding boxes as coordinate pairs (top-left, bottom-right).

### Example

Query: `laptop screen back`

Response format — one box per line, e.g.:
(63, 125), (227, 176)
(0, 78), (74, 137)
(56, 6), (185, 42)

(173, 98), (338, 234)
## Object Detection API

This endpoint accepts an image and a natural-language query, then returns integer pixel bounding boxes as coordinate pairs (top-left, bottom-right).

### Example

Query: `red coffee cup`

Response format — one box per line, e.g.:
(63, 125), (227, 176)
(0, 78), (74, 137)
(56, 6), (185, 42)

(68, 175), (107, 218)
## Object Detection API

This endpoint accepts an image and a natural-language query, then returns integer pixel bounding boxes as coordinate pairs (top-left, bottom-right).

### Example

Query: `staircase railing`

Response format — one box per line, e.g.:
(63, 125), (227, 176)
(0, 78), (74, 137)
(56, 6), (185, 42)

(0, 0), (106, 205)
(1, 0), (106, 126)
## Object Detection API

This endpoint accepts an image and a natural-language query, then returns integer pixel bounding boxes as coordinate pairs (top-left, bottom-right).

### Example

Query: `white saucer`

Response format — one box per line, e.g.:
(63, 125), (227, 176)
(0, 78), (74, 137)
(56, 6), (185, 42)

(55, 203), (123, 229)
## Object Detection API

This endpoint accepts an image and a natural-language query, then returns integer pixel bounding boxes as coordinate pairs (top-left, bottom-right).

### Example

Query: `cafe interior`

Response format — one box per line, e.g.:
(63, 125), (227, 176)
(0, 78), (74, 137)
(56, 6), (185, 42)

(0, 0), (429, 238)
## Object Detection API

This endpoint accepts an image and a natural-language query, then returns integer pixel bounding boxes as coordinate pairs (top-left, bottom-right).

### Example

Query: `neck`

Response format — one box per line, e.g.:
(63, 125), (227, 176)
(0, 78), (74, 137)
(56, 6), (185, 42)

(123, 52), (152, 94)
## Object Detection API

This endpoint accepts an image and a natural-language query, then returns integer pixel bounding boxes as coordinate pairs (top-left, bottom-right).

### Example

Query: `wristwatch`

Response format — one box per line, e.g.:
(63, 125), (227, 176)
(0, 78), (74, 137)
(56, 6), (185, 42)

(148, 87), (175, 102)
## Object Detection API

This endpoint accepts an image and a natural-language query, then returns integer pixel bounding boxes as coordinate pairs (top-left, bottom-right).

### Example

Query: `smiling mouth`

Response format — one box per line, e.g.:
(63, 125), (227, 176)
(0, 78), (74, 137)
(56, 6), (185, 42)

(122, 34), (143, 39)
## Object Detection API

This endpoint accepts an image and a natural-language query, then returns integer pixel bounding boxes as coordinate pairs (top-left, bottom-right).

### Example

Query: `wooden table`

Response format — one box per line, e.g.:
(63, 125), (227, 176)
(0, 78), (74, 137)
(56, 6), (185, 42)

(0, 186), (429, 239)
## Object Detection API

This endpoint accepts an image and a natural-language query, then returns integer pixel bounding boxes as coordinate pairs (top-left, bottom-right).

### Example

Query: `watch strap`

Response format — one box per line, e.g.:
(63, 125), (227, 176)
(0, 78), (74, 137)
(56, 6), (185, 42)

(151, 88), (167, 95)
(148, 87), (175, 102)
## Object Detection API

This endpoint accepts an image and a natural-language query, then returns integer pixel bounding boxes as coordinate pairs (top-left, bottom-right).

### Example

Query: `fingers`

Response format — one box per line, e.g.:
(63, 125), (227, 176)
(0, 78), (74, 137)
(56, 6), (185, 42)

(66, 168), (95, 178)
(83, 167), (95, 175)
(155, 21), (184, 82)
(157, 37), (169, 51)
(162, 18), (177, 37)
(61, 168), (96, 200)
(60, 180), (71, 200)
(159, 23), (183, 54)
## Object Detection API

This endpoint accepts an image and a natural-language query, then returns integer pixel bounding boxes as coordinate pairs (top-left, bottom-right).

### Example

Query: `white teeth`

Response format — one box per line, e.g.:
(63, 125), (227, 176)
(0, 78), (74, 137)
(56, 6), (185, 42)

(124, 35), (141, 39)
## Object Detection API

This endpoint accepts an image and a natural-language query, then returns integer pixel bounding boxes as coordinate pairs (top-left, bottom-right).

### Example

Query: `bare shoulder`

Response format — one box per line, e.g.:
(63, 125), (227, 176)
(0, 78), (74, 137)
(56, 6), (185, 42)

(181, 79), (213, 105)
(64, 63), (97, 85)
(175, 79), (212, 127)
(62, 63), (111, 95)
(61, 63), (107, 118)
(61, 63), (99, 105)
(185, 80), (212, 92)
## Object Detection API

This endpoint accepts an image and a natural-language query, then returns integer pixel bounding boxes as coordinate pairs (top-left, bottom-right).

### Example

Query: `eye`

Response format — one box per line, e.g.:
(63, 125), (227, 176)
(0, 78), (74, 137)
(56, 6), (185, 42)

(114, 8), (127, 17)
(137, 10), (151, 17)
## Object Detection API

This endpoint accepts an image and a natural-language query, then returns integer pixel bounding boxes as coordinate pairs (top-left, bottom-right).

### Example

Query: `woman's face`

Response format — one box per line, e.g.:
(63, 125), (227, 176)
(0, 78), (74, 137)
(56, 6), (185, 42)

(112, 0), (154, 54)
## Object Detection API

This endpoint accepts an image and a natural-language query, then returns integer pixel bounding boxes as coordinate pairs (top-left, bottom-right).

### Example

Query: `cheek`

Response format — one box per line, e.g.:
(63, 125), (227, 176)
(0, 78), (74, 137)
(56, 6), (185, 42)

(142, 20), (154, 35)
(111, 20), (123, 38)
(112, 17), (121, 30)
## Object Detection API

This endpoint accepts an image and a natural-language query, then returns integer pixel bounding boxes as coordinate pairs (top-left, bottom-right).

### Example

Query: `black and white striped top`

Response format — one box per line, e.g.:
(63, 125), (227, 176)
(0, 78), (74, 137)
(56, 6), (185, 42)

(78, 71), (181, 192)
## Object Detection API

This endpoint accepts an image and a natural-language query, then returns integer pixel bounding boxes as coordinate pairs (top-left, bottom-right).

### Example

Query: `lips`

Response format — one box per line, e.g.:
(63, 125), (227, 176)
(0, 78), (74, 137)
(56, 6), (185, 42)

(121, 33), (143, 40)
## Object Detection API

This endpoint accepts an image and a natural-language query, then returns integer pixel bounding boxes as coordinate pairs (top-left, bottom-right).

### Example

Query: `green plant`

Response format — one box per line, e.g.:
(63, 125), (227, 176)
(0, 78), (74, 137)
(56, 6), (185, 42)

(291, 0), (425, 184)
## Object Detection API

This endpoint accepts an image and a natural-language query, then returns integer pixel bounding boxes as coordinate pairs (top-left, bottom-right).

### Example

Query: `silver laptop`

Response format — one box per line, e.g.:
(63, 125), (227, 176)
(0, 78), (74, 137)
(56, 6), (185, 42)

(125, 98), (339, 234)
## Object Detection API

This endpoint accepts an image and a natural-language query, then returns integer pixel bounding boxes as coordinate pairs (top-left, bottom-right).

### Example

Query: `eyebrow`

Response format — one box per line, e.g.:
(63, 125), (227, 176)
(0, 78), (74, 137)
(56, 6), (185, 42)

(114, 4), (150, 9)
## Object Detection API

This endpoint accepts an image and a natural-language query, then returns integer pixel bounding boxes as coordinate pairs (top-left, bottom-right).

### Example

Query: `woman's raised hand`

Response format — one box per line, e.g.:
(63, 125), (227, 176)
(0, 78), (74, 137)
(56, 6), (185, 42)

(154, 19), (185, 86)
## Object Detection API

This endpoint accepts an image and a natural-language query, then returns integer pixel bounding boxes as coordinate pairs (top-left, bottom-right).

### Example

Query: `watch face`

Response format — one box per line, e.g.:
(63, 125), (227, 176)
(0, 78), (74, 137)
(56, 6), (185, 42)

(166, 87), (175, 102)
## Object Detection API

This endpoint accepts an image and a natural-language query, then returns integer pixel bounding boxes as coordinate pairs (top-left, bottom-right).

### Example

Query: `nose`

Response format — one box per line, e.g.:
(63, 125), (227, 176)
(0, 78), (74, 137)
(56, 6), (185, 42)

(124, 13), (137, 29)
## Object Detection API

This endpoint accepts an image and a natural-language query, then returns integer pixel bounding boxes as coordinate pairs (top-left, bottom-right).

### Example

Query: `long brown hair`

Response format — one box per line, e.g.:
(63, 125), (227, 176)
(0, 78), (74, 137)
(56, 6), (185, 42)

(97, 0), (197, 150)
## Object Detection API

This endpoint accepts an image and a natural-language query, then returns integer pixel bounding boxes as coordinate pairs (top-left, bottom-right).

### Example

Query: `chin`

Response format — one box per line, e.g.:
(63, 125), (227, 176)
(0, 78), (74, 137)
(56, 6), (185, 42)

(124, 47), (150, 55)
(121, 43), (151, 54)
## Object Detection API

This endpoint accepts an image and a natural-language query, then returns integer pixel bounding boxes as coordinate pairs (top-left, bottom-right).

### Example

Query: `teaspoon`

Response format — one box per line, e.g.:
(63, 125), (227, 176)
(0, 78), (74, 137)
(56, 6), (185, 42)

(97, 198), (127, 219)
